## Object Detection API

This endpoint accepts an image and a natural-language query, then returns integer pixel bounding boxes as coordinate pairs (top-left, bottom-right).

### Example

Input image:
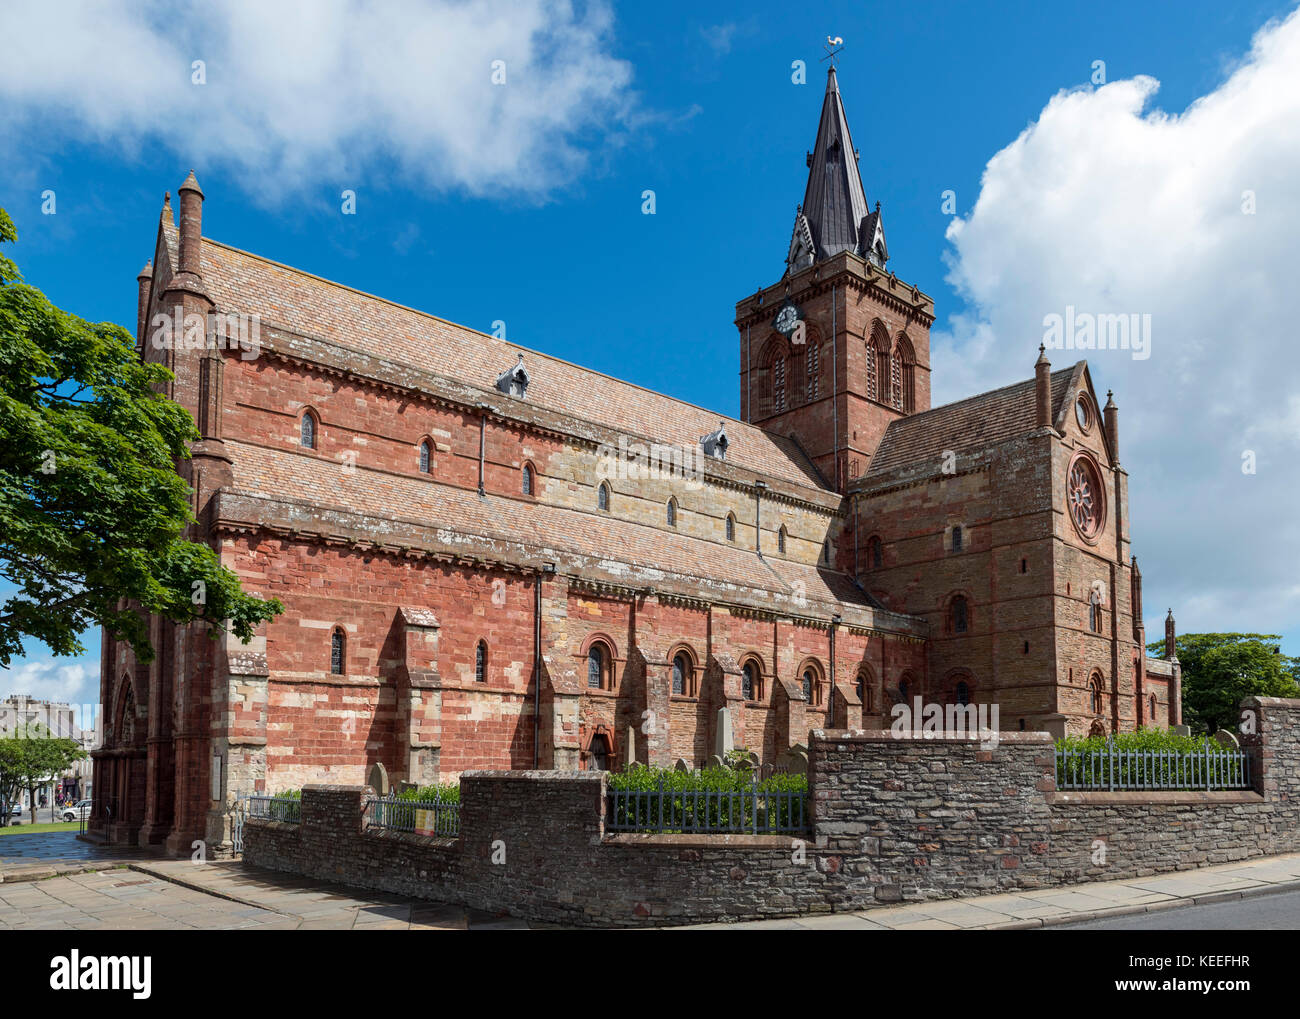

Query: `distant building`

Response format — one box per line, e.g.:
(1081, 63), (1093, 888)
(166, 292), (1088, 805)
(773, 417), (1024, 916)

(0, 694), (98, 802)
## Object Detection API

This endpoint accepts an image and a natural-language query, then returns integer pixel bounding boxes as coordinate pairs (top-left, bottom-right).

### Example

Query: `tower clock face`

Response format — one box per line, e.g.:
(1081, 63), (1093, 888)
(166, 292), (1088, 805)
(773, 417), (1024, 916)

(773, 302), (802, 337)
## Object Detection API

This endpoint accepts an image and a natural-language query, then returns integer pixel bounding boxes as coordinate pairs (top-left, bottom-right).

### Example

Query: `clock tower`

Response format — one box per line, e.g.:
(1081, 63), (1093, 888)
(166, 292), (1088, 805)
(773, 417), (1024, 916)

(735, 66), (935, 491)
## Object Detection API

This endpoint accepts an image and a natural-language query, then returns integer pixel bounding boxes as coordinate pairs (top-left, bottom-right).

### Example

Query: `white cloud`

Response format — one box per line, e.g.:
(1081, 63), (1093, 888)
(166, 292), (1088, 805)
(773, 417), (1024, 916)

(0, 659), (99, 709)
(934, 8), (1300, 639)
(0, 0), (635, 199)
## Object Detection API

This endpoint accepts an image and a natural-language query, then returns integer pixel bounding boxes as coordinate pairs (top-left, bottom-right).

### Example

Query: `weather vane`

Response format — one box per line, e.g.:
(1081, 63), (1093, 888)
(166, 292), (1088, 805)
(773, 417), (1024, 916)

(822, 35), (844, 65)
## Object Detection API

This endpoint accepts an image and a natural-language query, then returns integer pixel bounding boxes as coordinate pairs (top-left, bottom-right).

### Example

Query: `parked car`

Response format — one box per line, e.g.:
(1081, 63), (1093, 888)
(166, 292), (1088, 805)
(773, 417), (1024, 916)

(3, 802), (22, 825)
(61, 800), (92, 822)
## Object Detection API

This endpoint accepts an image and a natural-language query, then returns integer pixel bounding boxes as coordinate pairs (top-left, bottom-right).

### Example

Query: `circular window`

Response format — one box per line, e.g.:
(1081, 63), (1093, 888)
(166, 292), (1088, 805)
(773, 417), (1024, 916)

(1075, 395), (1092, 432)
(1067, 451), (1106, 542)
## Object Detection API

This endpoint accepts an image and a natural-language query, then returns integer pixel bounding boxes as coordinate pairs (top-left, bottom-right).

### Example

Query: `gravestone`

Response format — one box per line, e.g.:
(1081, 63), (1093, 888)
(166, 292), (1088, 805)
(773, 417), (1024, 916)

(674, 758), (690, 772)
(776, 745), (809, 776)
(1212, 729), (1240, 748)
(1171, 724), (1192, 737)
(708, 754), (726, 770)
(366, 762), (390, 797)
(714, 707), (734, 759)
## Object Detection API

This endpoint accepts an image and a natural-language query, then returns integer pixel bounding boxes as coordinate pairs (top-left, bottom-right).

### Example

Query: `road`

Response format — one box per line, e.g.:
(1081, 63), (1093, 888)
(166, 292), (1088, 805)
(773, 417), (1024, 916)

(1055, 888), (1300, 930)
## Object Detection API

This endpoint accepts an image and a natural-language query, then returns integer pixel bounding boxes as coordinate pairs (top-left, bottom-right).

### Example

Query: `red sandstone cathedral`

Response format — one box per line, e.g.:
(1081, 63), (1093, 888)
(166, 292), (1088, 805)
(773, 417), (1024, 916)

(92, 68), (1181, 853)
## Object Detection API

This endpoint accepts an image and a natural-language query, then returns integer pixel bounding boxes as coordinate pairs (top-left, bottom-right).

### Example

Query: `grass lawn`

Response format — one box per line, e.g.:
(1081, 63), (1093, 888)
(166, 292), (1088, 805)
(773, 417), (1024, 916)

(0, 820), (80, 835)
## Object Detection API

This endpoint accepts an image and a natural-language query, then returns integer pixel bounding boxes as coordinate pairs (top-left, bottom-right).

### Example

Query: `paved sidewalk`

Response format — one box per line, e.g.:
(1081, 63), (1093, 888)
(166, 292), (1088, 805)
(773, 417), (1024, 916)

(677, 852), (1300, 929)
(0, 830), (161, 883)
(0, 859), (534, 930)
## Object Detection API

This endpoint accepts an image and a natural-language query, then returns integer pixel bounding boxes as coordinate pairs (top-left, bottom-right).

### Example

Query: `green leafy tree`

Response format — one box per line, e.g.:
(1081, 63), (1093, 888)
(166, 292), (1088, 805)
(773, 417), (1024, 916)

(0, 722), (85, 824)
(1147, 632), (1300, 734)
(0, 207), (281, 668)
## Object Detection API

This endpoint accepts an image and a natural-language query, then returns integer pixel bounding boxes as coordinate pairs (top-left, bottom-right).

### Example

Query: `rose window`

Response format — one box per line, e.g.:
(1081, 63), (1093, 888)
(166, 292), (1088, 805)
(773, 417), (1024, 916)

(1067, 454), (1105, 540)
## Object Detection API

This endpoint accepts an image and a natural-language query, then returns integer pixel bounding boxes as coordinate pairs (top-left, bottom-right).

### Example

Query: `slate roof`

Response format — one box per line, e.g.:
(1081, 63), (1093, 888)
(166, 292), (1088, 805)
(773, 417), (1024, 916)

(181, 228), (829, 493)
(795, 67), (879, 266)
(865, 365), (1079, 478)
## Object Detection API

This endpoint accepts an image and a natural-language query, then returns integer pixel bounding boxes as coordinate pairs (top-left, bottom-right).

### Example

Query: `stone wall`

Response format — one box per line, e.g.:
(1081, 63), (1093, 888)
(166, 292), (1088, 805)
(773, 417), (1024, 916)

(242, 697), (1300, 928)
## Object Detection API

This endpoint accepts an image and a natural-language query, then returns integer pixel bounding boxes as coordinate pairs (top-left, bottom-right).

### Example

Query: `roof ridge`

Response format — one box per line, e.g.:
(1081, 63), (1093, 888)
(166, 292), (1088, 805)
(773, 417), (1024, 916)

(892, 362), (1080, 428)
(199, 235), (800, 447)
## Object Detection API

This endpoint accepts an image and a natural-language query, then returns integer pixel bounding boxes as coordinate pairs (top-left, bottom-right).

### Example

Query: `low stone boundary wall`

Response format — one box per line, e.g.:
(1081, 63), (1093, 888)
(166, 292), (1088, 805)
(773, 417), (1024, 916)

(242, 697), (1300, 927)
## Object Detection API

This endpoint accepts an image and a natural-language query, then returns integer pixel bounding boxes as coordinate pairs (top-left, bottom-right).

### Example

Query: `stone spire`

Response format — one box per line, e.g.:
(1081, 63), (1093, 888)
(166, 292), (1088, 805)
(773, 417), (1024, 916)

(1165, 608), (1177, 661)
(787, 66), (885, 273)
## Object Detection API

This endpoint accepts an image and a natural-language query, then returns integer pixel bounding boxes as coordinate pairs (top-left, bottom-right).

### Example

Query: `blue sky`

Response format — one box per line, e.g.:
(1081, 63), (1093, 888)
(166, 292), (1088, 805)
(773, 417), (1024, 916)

(2, 0), (1298, 706)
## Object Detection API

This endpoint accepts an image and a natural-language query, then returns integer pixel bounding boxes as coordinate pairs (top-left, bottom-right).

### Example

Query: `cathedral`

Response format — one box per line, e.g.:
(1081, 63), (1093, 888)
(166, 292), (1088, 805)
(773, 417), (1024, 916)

(91, 67), (1181, 853)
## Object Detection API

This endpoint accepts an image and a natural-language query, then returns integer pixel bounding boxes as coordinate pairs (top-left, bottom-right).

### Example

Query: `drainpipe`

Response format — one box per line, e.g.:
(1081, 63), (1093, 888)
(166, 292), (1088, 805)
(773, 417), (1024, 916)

(533, 562), (556, 768)
(754, 480), (767, 556)
(477, 405), (487, 497)
(829, 614), (841, 721)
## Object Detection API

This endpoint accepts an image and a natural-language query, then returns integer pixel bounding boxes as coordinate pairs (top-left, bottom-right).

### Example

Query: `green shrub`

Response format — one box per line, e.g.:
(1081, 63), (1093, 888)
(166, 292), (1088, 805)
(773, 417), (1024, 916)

(393, 782), (460, 804)
(1055, 727), (1216, 754)
(607, 766), (807, 832)
(1054, 727), (1246, 789)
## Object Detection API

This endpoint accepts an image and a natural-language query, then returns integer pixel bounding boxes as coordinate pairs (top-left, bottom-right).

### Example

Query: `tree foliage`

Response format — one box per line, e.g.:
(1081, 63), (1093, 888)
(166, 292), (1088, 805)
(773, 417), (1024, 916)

(0, 207), (281, 668)
(0, 722), (85, 824)
(1146, 632), (1300, 734)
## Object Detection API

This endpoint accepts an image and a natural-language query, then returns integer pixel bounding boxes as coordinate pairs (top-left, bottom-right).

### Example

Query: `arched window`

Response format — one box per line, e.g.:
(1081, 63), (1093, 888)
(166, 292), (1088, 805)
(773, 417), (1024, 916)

(418, 440), (431, 473)
(955, 681), (970, 706)
(300, 412), (316, 449)
(896, 334), (916, 413)
(741, 660), (761, 701)
(877, 346), (892, 405)
(800, 663), (823, 706)
(522, 463), (534, 496)
(898, 677), (911, 702)
(666, 498), (677, 527)
(952, 525), (963, 553)
(587, 643), (610, 690)
(822, 541), (830, 565)
(475, 640), (487, 683)
(890, 349), (903, 409)
(588, 733), (610, 772)
(597, 482), (610, 511)
(868, 535), (883, 569)
(1149, 693), (1158, 720)
(771, 354), (786, 413)
(1089, 674), (1104, 715)
(951, 595), (968, 634)
(1089, 595), (1102, 633)
(805, 337), (819, 401)
(865, 339), (879, 401)
(672, 651), (693, 696)
(777, 525), (787, 554)
(856, 667), (873, 711)
(725, 514), (735, 542)
(330, 628), (345, 675)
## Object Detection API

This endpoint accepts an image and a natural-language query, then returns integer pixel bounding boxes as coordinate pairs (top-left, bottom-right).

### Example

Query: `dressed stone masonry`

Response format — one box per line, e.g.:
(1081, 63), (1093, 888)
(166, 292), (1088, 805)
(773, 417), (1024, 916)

(242, 698), (1300, 928)
(94, 66), (1180, 855)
